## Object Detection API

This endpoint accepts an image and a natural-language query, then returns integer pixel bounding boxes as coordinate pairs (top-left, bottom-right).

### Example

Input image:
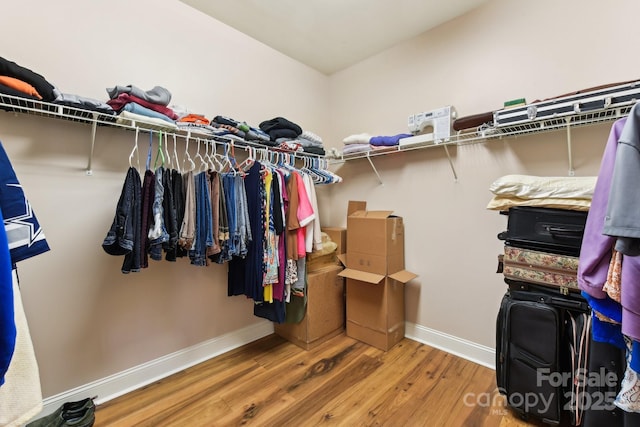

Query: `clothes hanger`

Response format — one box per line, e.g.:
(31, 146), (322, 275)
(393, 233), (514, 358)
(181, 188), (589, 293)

(164, 132), (172, 170)
(202, 137), (212, 170)
(210, 140), (225, 172)
(221, 142), (236, 175)
(128, 127), (141, 170)
(238, 145), (256, 172)
(153, 131), (166, 170)
(182, 131), (196, 172)
(316, 157), (342, 183)
(207, 140), (221, 172)
(172, 134), (181, 173)
(146, 130), (154, 171)
(194, 138), (207, 172)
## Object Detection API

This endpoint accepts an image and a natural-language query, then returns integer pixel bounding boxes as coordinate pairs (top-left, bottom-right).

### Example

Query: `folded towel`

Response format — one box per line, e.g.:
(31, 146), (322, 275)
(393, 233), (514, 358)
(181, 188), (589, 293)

(343, 133), (371, 145)
(343, 143), (371, 154)
(300, 130), (323, 145)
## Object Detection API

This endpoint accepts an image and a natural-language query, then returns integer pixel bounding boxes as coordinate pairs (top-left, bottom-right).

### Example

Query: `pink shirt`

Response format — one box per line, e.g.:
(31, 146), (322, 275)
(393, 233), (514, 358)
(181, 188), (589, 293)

(294, 172), (314, 257)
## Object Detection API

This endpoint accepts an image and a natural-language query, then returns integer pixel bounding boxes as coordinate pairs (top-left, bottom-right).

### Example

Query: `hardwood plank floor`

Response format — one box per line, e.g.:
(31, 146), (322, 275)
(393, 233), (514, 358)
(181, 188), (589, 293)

(94, 333), (531, 426)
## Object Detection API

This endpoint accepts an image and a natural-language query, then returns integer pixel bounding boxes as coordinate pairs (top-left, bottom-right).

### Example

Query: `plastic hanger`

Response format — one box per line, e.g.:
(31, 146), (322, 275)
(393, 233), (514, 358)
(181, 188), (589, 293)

(153, 131), (166, 169)
(221, 142), (236, 175)
(238, 146), (256, 172)
(195, 138), (207, 172)
(210, 141), (225, 172)
(172, 134), (181, 173)
(182, 131), (196, 172)
(146, 130), (153, 171)
(205, 140), (218, 171)
(128, 127), (141, 170)
(164, 132), (171, 170)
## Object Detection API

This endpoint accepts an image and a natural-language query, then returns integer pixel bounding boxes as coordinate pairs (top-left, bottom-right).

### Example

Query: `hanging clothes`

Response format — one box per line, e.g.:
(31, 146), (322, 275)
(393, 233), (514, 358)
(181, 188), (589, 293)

(0, 269), (44, 427)
(191, 171), (213, 266)
(148, 167), (170, 261)
(139, 169), (155, 268)
(271, 169), (287, 302)
(0, 140), (50, 425)
(578, 104), (640, 416)
(102, 167), (142, 273)
(228, 162), (263, 300)
(178, 170), (196, 252)
(0, 141), (50, 262)
(171, 169), (186, 259)
(0, 207), (14, 387)
(206, 171), (221, 259)
(161, 166), (179, 261)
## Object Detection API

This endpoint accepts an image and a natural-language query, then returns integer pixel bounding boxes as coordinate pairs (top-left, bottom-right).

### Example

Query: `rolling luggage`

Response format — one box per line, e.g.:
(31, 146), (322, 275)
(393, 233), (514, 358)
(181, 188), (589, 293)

(581, 338), (625, 426)
(501, 246), (579, 294)
(498, 206), (588, 257)
(496, 287), (590, 425)
(493, 79), (640, 131)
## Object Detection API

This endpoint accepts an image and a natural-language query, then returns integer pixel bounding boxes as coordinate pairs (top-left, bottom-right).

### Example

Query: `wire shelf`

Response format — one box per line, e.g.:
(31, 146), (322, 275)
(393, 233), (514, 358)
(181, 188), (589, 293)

(0, 92), (328, 174)
(337, 104), (632, 162)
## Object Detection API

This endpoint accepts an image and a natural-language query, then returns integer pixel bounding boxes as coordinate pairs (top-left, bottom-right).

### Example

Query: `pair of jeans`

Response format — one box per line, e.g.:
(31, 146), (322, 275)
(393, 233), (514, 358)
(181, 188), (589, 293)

(218, 173), (238, 262)
(235, 175), (251, 258)
(148, 167), (169, 261)
(191, 171), (212, 266)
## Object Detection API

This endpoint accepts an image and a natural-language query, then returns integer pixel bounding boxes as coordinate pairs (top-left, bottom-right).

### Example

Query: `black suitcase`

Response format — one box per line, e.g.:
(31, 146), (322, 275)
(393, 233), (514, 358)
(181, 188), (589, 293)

(581, 338), (625, 426)
(498, 206), (588, 257)
(496, 288), (590, 425)
(581, 337), (640, 426)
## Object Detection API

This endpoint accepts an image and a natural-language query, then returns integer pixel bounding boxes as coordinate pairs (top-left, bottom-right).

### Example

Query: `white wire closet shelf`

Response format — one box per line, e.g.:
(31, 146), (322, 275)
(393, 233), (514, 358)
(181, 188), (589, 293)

(0, 92), (327, 175)
(335, 103), (634, 183)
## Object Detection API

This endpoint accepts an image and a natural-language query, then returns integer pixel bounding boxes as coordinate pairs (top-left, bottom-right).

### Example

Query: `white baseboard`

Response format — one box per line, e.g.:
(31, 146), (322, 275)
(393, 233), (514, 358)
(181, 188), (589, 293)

(405, 322), (496, 370)
(38, 321), (274, 417)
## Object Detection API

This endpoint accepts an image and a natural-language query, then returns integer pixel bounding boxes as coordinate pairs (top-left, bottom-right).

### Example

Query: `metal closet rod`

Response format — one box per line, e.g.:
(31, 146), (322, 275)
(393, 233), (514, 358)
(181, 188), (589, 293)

(87, 124), (326, 175)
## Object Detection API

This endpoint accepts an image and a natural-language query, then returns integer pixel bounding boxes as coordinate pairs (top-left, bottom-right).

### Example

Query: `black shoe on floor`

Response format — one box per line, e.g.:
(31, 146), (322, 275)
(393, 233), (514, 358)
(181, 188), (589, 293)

(26, 397), (96, 427)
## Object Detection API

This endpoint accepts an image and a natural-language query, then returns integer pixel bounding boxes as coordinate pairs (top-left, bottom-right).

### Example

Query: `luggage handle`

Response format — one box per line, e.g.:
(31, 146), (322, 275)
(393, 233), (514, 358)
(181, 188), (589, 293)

(546, 225), (583, 238)
(548, 296), (586, 310)
(573, 97), (611, 113)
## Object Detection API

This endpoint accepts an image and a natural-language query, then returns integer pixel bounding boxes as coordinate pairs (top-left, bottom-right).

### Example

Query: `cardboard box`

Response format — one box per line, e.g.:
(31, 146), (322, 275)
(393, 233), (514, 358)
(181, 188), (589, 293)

(322, 227), (347, 255)
(307, 251), (338, 272)
(340, 269), (418, 351)
(346, 201), (405, 275)
(274, 265), (345, 350)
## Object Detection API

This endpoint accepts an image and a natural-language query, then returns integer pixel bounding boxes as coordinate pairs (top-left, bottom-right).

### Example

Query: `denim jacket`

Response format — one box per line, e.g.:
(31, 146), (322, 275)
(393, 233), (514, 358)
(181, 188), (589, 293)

(102, 167), (142, 273)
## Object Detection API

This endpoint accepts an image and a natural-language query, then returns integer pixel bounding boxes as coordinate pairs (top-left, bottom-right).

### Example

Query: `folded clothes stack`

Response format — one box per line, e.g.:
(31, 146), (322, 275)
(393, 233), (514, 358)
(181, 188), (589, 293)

(340, 131), (412, 156)
(0, 56), (57, 102)
(210, 115), (271, 144)
(0, 56), (328, 158)
(174, 113), (222, 136)
(259, 116), (326, 155)
(107, 84), (178, 130)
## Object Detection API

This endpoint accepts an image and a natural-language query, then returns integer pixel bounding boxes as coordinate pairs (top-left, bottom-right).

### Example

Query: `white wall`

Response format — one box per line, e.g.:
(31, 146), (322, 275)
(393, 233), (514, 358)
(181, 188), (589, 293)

(1, 0), (638, 410)
(323, 0), (640, 356)
(0, 0), (329, 400)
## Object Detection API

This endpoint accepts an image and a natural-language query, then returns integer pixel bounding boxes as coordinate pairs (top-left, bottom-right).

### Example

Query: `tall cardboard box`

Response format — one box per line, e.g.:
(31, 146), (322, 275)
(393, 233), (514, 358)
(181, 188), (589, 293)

(339, 269), (417, 351)
(274, 264), (345, 350)
(340, 201), (417, 351)
(346, 201), (405, 275)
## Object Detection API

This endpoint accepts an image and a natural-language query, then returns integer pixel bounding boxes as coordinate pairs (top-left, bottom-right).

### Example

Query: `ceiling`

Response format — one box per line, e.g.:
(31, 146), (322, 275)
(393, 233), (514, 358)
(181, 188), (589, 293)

(180, 0), (490, 75)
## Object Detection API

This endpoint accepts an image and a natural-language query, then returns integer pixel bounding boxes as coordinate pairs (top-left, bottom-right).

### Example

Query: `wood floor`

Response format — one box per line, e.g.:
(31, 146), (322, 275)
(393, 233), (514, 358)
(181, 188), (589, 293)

(94, 333), (537, 427)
